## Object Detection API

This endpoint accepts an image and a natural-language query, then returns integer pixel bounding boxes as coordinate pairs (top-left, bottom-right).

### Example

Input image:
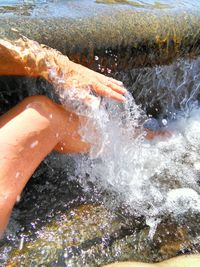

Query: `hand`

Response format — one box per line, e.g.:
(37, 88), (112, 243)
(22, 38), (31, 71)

(46, 51), (127, 110)
(65, 60), (126, 101)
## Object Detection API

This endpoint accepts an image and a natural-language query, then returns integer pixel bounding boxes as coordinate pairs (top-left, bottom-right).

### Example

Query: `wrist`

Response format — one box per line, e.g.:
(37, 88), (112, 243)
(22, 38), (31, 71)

(13, 38), (70, 84)
(43, 51), (70, 90)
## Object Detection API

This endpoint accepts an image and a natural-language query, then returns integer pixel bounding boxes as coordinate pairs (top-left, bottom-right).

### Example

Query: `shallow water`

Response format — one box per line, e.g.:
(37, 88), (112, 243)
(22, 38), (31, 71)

(0, 0), (200, 18)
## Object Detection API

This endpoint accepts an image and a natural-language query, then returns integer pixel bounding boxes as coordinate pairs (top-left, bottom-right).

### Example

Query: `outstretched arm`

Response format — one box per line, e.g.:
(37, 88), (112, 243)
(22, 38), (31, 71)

(0, 37), (126, 105)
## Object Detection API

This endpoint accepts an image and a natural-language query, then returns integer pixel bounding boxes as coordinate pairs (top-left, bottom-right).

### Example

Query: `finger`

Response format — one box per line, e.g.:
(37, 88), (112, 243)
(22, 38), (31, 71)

(107, 77), (124, 86)
(74, 87), (101, 109)
(106, 81), (127, 94)
(93, 82), (126, 102)
(96, 75), (126, 94)
(96, 73), (124, 86)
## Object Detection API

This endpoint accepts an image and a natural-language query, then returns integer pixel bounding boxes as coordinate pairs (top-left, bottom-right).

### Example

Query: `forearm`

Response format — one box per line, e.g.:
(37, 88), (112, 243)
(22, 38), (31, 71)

(0, 37), (69, 83)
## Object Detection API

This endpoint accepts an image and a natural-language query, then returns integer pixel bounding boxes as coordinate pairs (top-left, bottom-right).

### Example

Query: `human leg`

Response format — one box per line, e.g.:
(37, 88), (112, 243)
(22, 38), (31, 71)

(104, 254), (200, 267)
(0, 95), (90, 235)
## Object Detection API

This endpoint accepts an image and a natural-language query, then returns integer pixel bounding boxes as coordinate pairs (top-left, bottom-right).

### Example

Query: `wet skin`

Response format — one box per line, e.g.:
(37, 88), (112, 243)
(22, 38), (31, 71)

(0, 38), (126, 104)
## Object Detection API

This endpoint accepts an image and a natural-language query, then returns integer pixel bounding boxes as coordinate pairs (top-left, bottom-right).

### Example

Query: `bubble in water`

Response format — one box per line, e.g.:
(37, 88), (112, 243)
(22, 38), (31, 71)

(162, 119), (168, 126)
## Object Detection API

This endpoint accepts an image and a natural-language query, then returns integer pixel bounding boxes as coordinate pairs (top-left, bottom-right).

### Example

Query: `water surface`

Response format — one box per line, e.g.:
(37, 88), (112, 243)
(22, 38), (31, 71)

(0, 0), (200, 17)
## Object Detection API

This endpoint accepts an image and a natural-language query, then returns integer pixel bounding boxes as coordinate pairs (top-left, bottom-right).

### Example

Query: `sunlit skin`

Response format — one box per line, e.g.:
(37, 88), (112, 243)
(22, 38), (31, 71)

(0, 38), (199, 266)
(104, 254), (200, 267)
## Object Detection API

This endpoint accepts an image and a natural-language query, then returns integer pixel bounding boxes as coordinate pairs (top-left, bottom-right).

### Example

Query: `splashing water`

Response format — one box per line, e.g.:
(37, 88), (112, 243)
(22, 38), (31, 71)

(121, 56), (200, 120)
(54, 57), (200, 232)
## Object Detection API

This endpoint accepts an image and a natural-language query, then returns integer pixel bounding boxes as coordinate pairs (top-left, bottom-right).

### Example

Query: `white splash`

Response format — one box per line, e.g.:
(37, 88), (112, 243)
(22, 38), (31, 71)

(56, 56), (200, 231)
(162, 119), (168, 126)
(74, 91), (200, 224)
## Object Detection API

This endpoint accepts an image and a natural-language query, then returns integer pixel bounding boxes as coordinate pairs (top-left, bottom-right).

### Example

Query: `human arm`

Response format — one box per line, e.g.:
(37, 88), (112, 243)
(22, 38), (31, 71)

(0, 37), (126, 105)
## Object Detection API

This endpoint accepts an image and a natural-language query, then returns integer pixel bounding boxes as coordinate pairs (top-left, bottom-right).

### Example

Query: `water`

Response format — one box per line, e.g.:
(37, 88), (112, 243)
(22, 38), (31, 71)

(0, 10), (200, 262)
(121, 56), (200, 120)
(0, 59), (200, 265)
(55, 56), (200, 233)
(0, 0), (200, 18)
(76, 103), (200, 222)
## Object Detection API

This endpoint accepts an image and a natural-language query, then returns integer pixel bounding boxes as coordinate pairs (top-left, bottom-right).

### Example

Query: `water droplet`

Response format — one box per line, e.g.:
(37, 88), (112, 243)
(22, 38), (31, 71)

(30, 140), (39, 148)
(16, 195), (21, 203)
(194, 162), (200, 170)
(15, 172), (20, 178)
(162, 119), (168, 126)
(19, 236), (25, 250)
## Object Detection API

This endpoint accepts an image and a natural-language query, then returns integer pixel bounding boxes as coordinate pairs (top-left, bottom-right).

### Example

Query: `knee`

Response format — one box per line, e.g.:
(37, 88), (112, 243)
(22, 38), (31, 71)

(21, 95), (67, 133)
(22, 95), (56, 116)
(23, 95), (52, 108)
